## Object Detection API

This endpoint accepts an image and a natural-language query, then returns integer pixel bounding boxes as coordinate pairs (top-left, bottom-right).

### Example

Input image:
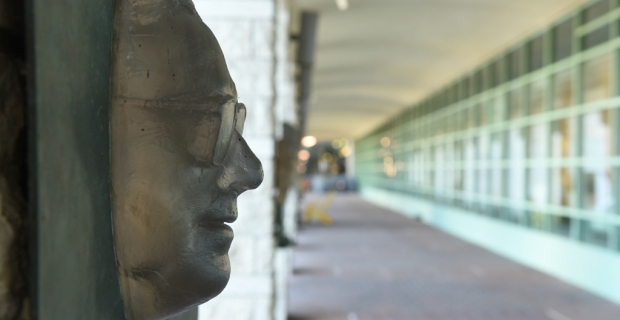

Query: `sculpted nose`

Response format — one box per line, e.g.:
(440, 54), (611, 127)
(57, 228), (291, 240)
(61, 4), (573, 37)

(217, 130), (264, 193)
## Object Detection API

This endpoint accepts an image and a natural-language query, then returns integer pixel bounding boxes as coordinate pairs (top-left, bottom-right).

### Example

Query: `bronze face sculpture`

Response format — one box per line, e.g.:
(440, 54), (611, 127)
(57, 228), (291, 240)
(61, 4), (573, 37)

(110, 0), (264, 319)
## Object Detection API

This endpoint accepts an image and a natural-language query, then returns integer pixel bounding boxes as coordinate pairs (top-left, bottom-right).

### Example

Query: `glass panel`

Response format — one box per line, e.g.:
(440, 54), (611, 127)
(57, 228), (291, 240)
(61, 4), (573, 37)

(583, 54), (612, 103)
(583, 109), (613, 211)
(582, 0), (609, 24)
(454, 84), (460, 104)
(439, 93), (447, 109)
(409, 149), (417, 186)
(529, 80), (545, 114)
(483, 66), (492, 91)
(469, 105), (477, 128)
(492, 59), (503, 87)
(467, 76), (473, 97)
(551, 165), (572, 202)
(445, 141), (455, 196)
(410, 149), (423, 186)
(487, 99), (496, 124)
(551, 118), (576, 206)
(433, 118), (443, 137)
(443, 115), (451, 135)
(474, 70), (484, 94)
(461, 78), (471, 99)
(508, 127), (527, 220)
(454, 140), (464, 192)
(434, 145), (445, 195)
(449, 84), (457, 105)
(464, 137), (477, 207)
(582, 101), (613, 247)
(508, 47), (524, 80)
(550, 165), (575, 238)
(529, 123), (548, 204)
(478, 103), (487, 126)
(457, 109), (469, 130)
(529, 35), (544, 72)
(554, 69), (573, 109)
(478, 131), (490, 209)
(489, 95), (503, 123)
(582, 24), (610, 50)
(490, 133), (503, 207)
(424, 147), (432, 189)
(507, 88), (523, 119)
(553, 18), (573, 62)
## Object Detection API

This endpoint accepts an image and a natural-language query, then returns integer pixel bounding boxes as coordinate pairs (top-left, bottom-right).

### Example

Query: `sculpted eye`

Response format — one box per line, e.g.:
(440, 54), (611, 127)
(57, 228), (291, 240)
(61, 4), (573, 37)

(185, 101), (239, 166)
(212, 101), (236, 165)
(186, 113), (221, 165)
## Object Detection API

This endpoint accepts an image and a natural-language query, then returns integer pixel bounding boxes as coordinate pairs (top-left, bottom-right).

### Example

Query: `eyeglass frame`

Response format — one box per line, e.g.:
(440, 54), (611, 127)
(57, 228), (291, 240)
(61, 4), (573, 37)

(118, 98), (247, 166)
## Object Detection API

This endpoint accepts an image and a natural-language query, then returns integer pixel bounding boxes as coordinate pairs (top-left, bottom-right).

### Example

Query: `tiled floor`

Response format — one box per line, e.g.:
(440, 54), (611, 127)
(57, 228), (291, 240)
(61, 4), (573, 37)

(288, 193), (620, 320)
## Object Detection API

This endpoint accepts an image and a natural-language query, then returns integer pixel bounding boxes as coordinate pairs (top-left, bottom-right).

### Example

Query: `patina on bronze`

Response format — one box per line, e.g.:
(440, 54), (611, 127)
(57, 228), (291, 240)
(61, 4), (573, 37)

(110, 0), (263, 319)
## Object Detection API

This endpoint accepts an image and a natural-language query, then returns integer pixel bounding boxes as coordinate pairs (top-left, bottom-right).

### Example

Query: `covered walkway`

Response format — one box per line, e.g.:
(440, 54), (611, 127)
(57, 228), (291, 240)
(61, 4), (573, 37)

(288, 194), (620, 320)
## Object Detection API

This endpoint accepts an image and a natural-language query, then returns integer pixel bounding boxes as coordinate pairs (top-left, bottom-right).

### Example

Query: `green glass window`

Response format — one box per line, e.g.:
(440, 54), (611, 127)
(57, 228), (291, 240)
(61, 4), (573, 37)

(553, 18), (573, 62)
(551, 118), (575, 159)
(583, 54), (612, 103)
(449, 84), (457, 105)
(528, 122), (548, 205)
(507, 88), (523, 119)
(454, 140), (463, 191)
(550, 166), (575, 208)
(474, 70), (484, 94)
(477, 102), (490, 205)
(554, 69), (574, 109)
(582, 110), (615, 212)
(434, 118), (444, 137)
(582, 24), (610, 50)
(434, 145), (446, 193)
(490, 132), (503, 199)
(529, 35), (544, 72)
(477, 103), (487, 126)
(489, 95), (502, 123)
(483, 65), (492, 91)
(467, 107), (476, 129)
(491, 59), (503, 87)
(582, 0), (609, 24)
(507, 126), (526, 210)
(463, 135), (477, 206)
(462, 77), (471, 99)
(354, 0), (620, 250)
(445, 140), (455, 194)
(529, 80), (545, 114)
(458, 109), (466, 131)
(508, 47), (524, 80)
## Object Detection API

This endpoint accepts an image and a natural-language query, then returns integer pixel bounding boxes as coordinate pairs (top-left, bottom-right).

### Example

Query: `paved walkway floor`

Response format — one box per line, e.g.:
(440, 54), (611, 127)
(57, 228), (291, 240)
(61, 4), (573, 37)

(288, 193), (620, 320)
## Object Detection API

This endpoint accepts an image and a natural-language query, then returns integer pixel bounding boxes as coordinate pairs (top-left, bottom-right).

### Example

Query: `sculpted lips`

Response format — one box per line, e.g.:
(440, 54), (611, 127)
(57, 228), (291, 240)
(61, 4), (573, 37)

(196, 195), (238, 228)
(193, 196), (237, 254)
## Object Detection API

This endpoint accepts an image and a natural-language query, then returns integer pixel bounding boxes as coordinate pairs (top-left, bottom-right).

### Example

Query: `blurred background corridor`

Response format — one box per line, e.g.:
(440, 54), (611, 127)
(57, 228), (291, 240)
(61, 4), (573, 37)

(192, 0), (620, 319)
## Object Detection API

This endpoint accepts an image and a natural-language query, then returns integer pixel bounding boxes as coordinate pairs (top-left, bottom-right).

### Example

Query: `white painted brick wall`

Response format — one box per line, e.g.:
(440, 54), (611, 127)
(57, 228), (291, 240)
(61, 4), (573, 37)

(195, 0), (296, 319)
(271, 2), (297, 319)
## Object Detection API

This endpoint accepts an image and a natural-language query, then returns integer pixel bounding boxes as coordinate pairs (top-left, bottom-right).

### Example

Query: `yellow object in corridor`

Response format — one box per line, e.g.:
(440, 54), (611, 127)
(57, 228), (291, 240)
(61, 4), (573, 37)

(303, 192), (336, 225)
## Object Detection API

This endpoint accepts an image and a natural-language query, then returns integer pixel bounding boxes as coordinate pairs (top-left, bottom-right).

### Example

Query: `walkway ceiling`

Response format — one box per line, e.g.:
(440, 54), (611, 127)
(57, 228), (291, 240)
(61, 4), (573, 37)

(292, 0), (589, 141)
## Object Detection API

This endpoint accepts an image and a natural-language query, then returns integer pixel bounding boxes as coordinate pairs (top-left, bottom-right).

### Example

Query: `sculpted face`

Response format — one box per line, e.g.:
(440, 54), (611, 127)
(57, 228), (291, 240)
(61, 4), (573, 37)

(110, 1), (263, 319)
